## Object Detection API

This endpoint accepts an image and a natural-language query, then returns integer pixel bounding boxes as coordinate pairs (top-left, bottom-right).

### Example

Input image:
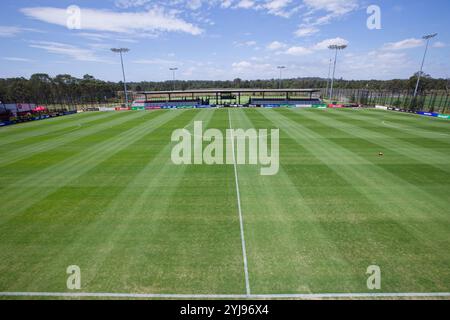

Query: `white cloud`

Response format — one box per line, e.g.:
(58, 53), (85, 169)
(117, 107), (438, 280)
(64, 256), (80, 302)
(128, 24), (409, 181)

(21, 6), (203, 36)
(221, 0), (234, 8)
(294, 26), (319, 37)
(232, 60), (272, 73)
(235, 0), (255, 9)
(114, 0), (152, 8)
(2, 57), (34, 62)
(432, 41), (446, 48)
(263, 0), (293, 17)
(187, 0), (203, 10)
(298, 0), (359, 36)
(280, 37), (348, 56)
(0, 26), (24, 37)
(132, 58), (178, 65)
(232, 61), (252, 69)
(28, 41), (107, 62)
(0, 25), (42, 37)
(303, 0), (359, 16)
(382, 38), (424, 51)
(75, 32), (139, 43)
(226, 0), (296, 17)
(267, 41), (287, 50)
(285, 46), (313, 56)
(234, 40), (257, 47)
(313, 37), (349, 50)
(182, 66), (197, 76)
(340, 50), (413, 78)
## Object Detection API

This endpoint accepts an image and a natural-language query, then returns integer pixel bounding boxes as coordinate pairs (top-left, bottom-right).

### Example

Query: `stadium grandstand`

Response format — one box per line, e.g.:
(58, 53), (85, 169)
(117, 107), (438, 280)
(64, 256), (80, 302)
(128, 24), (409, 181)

(131, 88), (323, 109)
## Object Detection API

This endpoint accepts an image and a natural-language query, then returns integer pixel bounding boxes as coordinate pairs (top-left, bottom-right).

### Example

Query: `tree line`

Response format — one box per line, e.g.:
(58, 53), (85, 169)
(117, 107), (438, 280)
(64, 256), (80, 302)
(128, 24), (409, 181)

(1, 72), (449, 104)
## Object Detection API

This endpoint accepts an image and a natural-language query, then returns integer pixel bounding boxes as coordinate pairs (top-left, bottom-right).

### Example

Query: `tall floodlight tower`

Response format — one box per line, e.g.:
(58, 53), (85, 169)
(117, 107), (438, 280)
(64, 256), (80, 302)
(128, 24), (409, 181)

(170, 67), (178, 91)
(277, 66), (286, 89)
(111, 48), (130, 107)
(414, 33), (438, 97)
(328, 44), (347, 100)
(325, 58), (332, 99)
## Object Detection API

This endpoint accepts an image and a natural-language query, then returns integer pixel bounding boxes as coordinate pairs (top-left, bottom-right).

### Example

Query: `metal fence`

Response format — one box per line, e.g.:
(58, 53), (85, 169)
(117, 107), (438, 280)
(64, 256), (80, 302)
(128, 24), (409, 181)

(320, 89), (450, 113)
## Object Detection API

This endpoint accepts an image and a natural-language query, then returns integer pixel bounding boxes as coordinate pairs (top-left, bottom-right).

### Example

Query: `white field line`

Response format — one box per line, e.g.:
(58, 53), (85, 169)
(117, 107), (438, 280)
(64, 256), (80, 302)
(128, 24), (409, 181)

(1, 292), (450, 299)
(228, 109), (251, 296)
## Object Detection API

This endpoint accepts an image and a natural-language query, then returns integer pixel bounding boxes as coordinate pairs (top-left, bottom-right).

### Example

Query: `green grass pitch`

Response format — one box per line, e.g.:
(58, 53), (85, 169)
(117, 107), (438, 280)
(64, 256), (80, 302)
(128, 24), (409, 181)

(0, 108), (449, 297)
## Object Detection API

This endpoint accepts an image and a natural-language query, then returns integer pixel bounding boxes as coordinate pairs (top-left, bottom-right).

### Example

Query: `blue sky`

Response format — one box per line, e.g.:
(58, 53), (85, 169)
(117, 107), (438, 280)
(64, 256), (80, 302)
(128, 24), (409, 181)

(0, 0), (449, 81)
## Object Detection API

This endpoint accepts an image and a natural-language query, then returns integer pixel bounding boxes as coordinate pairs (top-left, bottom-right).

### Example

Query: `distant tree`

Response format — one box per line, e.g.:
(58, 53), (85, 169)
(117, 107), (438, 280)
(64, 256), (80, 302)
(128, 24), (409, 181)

(408, 72), (432, 93)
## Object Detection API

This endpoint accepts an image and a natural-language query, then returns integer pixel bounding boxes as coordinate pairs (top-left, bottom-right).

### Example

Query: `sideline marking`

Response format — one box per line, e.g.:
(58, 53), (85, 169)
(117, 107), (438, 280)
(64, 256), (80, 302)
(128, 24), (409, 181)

(1, 292), (450, 299)
(228, 109), (251, 296)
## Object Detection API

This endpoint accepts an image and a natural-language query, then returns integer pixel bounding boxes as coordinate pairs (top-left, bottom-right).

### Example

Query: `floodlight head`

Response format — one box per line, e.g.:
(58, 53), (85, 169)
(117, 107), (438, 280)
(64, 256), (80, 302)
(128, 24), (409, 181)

(170, 67), (178, 71)
(423, 33), (438, 40)
(111, 48), (130, 53)
(328, 44), (347, 50)
(277, 66), (286, 69)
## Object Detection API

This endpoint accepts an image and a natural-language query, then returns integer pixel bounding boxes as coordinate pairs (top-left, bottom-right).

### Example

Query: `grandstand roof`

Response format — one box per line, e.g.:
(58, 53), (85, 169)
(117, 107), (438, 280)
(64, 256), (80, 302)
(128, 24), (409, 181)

(137, 88), (320, 95)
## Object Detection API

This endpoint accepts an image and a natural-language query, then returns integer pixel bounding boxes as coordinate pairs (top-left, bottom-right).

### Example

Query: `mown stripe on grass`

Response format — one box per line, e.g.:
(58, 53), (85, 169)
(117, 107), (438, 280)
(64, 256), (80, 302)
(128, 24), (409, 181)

(0, 110), (207, 292)
(277, 108), (449, 215)
(298, 110), (450, 190)
(331, 109), (450, 146)
(0, 111), (147, 167)
(0, 112), (101, 135)
(258, 108), (450, 292)
(242, 109), (422, 293)
(232, 108), (366, 293)
(0, 112), (120, 147)
(260, 108), (450, 240)
(295, 109), (450, 174)
(362, 109), (450, 130)
(0, 110), (185, 227)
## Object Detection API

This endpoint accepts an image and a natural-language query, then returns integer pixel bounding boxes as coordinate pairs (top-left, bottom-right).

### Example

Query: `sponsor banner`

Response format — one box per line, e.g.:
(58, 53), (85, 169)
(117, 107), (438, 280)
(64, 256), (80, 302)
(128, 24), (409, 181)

(176, 106), (194, 109)
(17, 103), (35, 112)
(263, 105), (281, 108)
(415, 111), (450, 119)
(145, 106), (161, 110)
(417, 111), (439, 117)
(375, 105), (388, 110)
(132, 100), (146, 108)
(99, 107), (115, 112)
(195, 105), (211, 108)
(115, 107), (130, 111)
(131, 107), (145, 111)
(293, 104), (312, 108)
(4, 104), (17, 112)
(328, 104), (344, 108)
